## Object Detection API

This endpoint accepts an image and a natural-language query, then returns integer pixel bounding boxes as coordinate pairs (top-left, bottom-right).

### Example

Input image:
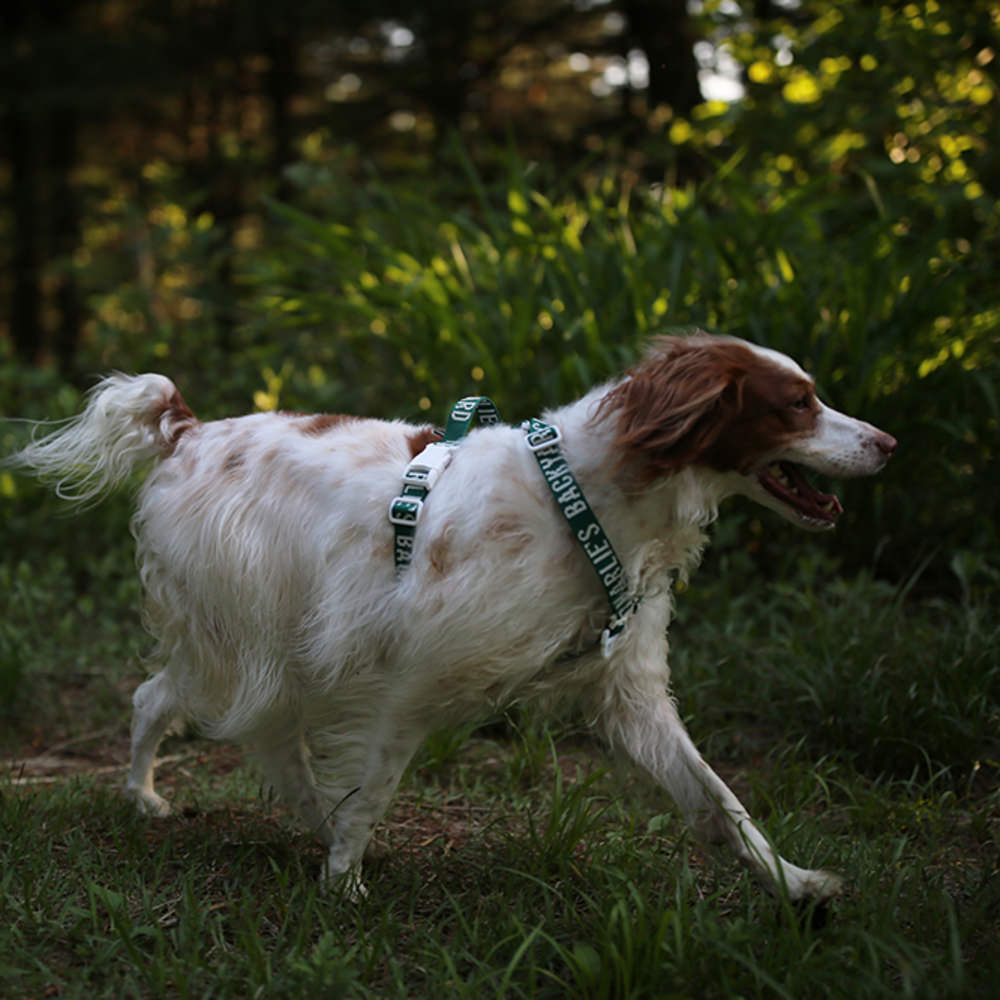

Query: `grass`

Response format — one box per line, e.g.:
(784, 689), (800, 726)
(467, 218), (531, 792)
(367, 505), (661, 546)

(2, 552), (998, 998)
(2, 729), (994, 998)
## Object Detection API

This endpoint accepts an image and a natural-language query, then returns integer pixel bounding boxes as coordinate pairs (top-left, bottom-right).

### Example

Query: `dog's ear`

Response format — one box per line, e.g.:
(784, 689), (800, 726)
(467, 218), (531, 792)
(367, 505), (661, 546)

(597, 336), (747, 479)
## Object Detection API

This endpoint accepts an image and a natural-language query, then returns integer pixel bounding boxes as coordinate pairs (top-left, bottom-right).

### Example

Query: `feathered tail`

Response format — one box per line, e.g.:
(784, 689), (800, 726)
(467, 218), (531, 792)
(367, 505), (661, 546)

(5, 373), (196, 505)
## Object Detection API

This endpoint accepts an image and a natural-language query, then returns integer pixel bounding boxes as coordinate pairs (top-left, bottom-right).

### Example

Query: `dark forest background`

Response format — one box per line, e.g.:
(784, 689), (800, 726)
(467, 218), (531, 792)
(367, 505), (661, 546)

(1, 0), (997, 589)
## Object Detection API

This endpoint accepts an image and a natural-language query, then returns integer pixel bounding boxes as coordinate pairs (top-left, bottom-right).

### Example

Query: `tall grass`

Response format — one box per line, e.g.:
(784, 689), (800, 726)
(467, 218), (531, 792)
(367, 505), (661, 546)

(3, 149), (994, 585)
(237, 153), (996, 587)
(671, 551), (1000, 781)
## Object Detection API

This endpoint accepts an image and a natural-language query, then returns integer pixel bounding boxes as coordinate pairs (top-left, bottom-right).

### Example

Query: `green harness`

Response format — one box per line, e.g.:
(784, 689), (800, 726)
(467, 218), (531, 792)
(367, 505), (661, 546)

(389, 397), (640, 655)
(388, 396), (501, 571)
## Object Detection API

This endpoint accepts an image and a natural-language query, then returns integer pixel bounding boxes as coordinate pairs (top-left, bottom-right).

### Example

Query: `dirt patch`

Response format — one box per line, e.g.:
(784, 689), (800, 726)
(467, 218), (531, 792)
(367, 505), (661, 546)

(2, 730), (244, 787)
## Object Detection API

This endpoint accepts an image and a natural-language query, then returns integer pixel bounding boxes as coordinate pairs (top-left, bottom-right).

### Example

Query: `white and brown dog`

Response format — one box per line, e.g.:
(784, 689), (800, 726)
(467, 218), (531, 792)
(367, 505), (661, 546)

(8, 334), (896, 900)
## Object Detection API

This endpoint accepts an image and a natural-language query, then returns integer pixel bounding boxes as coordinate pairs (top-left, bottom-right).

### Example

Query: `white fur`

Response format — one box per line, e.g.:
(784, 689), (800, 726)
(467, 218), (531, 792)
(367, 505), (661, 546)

(7, 340), (896, 902)
(8, 373), (178, 503)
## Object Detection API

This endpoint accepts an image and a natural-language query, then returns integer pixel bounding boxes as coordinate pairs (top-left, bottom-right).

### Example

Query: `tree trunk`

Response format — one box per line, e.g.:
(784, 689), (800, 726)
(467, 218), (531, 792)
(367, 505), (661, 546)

(621, 0), (701, 115)
(8, 107), (42, 364)
(267, 29), (298, 202)
(49, 104), (83, 373)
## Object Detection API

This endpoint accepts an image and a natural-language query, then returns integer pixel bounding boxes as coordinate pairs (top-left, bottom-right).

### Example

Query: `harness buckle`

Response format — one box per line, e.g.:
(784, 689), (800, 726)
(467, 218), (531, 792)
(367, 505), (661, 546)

(389, 495), (424, 526)
(524, 423), (562, 452)
(401, 442), (454, 490)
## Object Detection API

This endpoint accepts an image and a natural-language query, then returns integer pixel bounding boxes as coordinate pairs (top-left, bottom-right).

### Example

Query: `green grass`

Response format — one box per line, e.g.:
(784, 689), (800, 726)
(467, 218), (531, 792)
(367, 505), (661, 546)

(2, 730), (994, 998)
(2, 558), (997, 999)
(670, 547), (1000, 781)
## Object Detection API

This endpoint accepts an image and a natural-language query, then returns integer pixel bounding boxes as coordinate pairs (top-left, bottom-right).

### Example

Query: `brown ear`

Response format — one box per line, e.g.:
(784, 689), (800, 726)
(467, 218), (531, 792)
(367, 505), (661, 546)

(597, 337), (746, 479)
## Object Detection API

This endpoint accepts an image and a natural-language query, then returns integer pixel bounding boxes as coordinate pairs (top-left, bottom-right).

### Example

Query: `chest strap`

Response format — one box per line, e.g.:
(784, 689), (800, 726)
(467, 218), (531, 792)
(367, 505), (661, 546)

(390, 396), (501, 572)
(521, 417), (640, 655)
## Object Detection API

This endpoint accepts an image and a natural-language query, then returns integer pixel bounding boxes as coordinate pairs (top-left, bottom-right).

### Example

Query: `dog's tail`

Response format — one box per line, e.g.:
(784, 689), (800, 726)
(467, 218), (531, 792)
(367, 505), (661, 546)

(5, 373), (197, 505)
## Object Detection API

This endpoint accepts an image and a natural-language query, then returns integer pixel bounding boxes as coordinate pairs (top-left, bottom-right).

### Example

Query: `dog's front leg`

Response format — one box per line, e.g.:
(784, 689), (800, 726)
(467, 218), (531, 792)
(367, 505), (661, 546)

(605, 690), (841, 901)
(313, 724), (424, 899)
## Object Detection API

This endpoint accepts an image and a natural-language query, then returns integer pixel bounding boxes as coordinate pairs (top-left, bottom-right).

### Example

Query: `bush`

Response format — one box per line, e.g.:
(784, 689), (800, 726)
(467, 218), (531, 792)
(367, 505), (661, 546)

(238, 151), (996, 589)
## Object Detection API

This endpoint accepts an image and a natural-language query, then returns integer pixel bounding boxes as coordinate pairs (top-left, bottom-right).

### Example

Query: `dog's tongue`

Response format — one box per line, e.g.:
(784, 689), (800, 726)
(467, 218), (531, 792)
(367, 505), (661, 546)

(759, 462), (843, 523)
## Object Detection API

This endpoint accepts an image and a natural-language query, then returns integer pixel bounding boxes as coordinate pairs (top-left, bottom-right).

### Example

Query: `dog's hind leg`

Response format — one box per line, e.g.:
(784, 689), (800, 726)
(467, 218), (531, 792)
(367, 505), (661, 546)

(125, 671), (181, 817)
(250, 733), (339, 845)
(606, 690), (842, 902)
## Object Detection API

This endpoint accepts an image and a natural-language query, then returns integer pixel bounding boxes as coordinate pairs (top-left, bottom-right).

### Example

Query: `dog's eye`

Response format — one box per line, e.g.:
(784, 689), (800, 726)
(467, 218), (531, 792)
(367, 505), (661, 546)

(791, 395), (811, 410)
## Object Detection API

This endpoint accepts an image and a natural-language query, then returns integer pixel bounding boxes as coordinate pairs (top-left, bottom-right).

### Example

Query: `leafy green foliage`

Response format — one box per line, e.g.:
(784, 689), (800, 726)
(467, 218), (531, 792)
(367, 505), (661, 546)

(234, 144), (996, 585)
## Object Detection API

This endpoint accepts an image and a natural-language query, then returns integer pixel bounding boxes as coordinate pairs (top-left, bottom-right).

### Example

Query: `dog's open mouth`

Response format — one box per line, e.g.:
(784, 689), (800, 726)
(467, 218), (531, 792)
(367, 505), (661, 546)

(757, 462), (843, 525)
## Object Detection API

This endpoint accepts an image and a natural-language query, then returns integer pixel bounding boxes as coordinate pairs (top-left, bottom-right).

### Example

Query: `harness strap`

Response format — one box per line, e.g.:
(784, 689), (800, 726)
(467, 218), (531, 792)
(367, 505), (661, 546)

(390, 396), (501, 572)
(389, 399), (640, 655)
(521, 417), (641, 655)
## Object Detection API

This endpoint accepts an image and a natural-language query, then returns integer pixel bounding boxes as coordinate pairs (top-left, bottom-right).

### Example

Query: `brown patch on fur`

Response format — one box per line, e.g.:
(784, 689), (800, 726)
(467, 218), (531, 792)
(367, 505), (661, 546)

(298, 413), (357, 436)
(426, 531), (451, 576)
(152, 386), (198, 451)
(484, 515), (533, 555)
(595, 334), (818, 483)
(223, 450), (245, 475)
(406, 426), (445, 459)
(370, 538), (393, 563)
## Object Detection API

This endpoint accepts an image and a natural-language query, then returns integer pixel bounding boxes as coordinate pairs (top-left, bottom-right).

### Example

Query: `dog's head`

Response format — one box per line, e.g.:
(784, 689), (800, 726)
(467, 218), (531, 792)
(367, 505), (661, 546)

(596, 334), (896, 530)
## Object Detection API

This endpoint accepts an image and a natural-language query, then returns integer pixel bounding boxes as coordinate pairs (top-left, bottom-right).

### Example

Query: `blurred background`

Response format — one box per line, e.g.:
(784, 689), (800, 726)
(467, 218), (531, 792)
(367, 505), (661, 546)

(0, 0), (997, 736)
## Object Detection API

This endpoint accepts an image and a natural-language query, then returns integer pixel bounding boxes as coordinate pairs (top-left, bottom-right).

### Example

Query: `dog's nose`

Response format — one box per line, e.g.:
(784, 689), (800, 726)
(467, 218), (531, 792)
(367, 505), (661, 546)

(874, 430), (897, 458)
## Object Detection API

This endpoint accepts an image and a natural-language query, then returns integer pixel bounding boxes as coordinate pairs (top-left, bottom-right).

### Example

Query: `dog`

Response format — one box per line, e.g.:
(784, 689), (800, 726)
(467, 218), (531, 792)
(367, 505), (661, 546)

(6, 333), (895, 900)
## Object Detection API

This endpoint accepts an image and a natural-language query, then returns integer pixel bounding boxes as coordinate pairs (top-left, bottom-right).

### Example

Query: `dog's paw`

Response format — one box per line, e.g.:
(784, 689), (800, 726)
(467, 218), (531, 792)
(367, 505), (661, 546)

(321, 860), (368, 901)
(785, 866), (842, 902)
(125, 785), (173, 818)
